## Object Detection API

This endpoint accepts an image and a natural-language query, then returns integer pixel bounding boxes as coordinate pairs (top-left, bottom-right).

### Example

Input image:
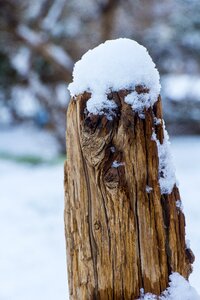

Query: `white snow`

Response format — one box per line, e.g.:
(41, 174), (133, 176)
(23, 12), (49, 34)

(11, 47), (31, 76)
(17, 26), (73, 71)
(17, 25), (45, 46)
(42, 0), (66, 31)
(186, 239), (191, 250)
(56, 83), (70, 106)
(152, 124), (176, 194)
(46, 44), (74, 70)
(69, 38), (161, 116)
(0, 125), (60, 159)
(162, 75), (200, 102)
(161, 273), (200, 300)
(154, 117), (162, 125)
(12, 86), (40, 117)
(125, 90), (154, 113)
(110, 146), (116, 153)
(25, 0), (46, 20)
(140, 273), (200, 300)
(29, 72), (51, 99)
(86, 94), (117, 119)
(112, 160), (124, 168)
(0, 105), (12, 125)
(171, 136), (200, 292)
(176, 199), (183, 211)
(0, 160), (67, 300)
(146, 185), (153, 193)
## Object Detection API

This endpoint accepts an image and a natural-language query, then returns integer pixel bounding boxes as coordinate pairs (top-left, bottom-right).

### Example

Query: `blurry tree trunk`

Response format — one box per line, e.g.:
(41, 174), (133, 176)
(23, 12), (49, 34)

(64, 90), (194, 299)
(100, 0), (120, 41)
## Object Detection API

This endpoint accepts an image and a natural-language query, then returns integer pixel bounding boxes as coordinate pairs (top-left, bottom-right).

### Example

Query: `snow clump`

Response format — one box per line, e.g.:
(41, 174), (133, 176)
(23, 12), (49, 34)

(151, 123), (177, 194)
(112, 160), (124, 168)
(139, 273), (200, 300)
(176, 199), (183, 211)
(161, 272), (200, 300)
(68, 38), (161, 117)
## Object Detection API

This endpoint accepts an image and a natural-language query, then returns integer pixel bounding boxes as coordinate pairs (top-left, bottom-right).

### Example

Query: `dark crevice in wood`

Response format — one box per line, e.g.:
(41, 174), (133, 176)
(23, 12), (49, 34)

(134, 117), (144, 294)
(77, 100), (99, 298)
(161, 195), (172, 277)
(83, 160), (99, 299)
(153, 97), (164, 144)
(135, 182), (144, 293)
(143, 110), (162, 294)
(97, 172), (112, 255)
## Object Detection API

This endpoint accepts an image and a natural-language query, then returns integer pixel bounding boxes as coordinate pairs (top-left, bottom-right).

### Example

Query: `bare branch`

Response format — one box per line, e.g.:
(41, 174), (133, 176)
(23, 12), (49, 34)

(16, 25), (74, 80)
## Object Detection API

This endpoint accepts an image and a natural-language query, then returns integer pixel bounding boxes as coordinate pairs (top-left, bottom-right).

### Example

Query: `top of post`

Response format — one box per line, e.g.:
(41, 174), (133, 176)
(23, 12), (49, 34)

(68, 38), (161, 116)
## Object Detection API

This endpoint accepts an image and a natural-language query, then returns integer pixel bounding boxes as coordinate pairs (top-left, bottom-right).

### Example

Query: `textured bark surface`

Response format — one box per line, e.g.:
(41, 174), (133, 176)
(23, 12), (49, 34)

(64, 90), (194, 299)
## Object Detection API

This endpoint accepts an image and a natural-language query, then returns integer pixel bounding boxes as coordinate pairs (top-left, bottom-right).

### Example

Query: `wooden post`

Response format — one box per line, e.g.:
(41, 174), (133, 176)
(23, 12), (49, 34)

(64, 90), (194, 299)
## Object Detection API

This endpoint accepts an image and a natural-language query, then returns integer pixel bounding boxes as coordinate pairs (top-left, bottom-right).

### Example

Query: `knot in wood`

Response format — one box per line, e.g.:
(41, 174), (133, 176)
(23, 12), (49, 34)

(104, 167), (120, 188)
(94, 220), (101, 231)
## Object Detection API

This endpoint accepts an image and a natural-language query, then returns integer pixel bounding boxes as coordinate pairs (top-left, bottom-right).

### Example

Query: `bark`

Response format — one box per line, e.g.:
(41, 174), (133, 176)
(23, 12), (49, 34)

(64, 90), (194, 299)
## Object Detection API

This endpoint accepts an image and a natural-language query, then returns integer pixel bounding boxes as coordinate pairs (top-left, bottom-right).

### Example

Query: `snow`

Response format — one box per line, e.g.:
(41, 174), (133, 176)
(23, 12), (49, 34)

(161, 273), (200, 300)
(25, 0), (46, 20)
(186, 239), (191, 250)
(17, 25), (45, 46)
(42, 0), (66, 31)
(171, 136), (200, 291)
(112, 160), (124, 168)
(0, 105), (12, 125)
(162, 75), (200, 102)
(56, 83), (70, 106)
(0, 125), (60, 159)
(86, 94), (117, 119)
(176, 199), (183, 211)
(0, 160), (67, 300)
(154, 117), (162, 125)
(11, 47), (30, 76)
(29, 72), (51, 99)
(125, 90), (154, 113)
(110, 146), (116, 153)
(146, 185), (153, 193)
(152, 124), (176, 194)
(12, 86), (40, 118)
(140, 273), (200, 300)
(17, 26), (73, 71)
(46, 45), (73, 70)
(69, 38), (161, 116)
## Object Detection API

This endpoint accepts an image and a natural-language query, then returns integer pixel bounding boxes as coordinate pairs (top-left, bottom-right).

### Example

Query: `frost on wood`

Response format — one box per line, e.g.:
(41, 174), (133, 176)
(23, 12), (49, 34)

(146, 185), (153, 193)
(112, 160), (124, 168)
(152, 123), (176, 194)
(68, 38), (160, 116)
(176, 199), (183, 211)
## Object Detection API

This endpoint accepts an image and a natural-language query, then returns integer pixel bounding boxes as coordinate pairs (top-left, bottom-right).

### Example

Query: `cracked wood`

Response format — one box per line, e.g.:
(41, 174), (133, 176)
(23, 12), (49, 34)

(64, 90), (193, 299)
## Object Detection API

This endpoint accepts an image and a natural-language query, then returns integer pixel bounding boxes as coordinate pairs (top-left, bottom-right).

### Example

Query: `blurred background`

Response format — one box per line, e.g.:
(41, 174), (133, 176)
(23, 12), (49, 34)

(0, 0), (200, 299)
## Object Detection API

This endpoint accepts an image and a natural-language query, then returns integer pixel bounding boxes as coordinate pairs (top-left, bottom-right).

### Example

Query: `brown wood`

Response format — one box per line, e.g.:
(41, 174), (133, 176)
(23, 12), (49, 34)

(64, 89), (193, 299)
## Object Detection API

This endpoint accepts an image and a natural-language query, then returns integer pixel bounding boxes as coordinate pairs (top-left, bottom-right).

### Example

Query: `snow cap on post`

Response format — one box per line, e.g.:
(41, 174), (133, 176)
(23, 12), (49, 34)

(68, 38), (161, 116)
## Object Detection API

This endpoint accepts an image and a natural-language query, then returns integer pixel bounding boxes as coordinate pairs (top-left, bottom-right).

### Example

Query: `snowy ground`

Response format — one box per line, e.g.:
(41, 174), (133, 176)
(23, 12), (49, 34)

(0, 128), (199, 299)
(171, 136), (200, 293)
(0, 125), (60, 160)
(0, 161), (67, 300)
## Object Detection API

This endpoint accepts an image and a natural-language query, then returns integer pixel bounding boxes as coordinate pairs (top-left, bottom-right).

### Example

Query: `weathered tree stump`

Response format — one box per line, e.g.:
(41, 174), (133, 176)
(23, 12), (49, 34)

(64, 89), (194, 299)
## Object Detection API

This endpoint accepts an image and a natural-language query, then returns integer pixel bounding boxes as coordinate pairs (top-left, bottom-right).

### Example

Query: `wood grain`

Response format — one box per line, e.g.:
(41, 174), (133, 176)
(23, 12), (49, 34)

(64, 90), (193, 299)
